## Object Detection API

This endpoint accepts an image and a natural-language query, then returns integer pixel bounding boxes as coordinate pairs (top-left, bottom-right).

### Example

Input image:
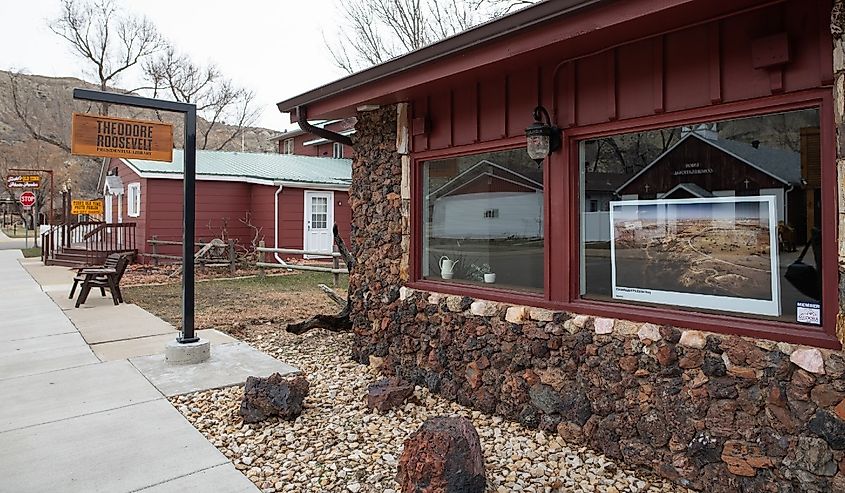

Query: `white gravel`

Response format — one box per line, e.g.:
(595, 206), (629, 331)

(170, 327), (688, 493)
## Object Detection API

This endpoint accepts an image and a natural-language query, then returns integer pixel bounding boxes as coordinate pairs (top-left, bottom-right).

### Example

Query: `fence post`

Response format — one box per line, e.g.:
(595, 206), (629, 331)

(332, 254), (340, 288)
(228, 239), (236, 275)
(258, 240), (265, 277)
(151, 235), (159, 266)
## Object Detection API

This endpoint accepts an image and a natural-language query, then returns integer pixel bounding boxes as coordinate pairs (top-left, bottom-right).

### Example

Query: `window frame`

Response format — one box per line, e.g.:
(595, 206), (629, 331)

(332, 142), (344, 158)
(127, 182), (141, 218)
(410, 137), (550, 304)
(563, 89), (838, 349)
(407, 90), (838, 349)
(283, 138), (294, 154)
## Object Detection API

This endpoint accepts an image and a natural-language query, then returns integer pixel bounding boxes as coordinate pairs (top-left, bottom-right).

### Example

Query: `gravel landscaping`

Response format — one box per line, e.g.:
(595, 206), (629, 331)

(169, 326), (687, 493)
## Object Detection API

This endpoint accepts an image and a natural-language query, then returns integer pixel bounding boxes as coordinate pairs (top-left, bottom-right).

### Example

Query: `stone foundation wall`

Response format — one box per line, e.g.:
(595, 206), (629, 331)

(357, 289), (845, 492)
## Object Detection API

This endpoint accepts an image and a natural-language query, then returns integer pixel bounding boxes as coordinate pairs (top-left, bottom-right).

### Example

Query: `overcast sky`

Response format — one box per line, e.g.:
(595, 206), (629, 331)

(1, 0), (350, 131)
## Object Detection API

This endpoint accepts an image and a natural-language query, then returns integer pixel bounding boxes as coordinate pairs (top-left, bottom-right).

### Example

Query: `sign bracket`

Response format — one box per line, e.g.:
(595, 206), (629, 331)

(72, 89), (199, 344)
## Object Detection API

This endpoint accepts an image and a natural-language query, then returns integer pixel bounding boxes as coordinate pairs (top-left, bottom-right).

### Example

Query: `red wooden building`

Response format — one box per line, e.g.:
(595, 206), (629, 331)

(276, 0), (845, 489)
(271, 119), (356, 158)
(103, 149), (352, 261)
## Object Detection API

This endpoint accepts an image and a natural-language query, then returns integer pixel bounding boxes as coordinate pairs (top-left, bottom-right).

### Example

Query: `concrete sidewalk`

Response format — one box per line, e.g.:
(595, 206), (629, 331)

(0, 251), (295, 492)
(0, 227), (29, 250)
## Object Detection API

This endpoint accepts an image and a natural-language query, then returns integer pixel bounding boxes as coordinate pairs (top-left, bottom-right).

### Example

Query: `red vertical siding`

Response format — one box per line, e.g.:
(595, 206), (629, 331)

(411, 0), (829, 151)
(249, 184), (352, 255)
(109, 158), (147, 253)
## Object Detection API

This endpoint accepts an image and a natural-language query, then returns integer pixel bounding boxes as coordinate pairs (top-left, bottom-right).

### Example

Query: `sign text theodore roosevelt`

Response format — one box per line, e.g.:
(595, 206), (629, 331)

(71, 113), (173, 162)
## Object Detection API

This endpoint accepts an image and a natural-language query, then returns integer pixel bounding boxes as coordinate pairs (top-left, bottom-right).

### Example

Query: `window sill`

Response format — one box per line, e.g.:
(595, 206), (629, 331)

(408, 279), (545, 306)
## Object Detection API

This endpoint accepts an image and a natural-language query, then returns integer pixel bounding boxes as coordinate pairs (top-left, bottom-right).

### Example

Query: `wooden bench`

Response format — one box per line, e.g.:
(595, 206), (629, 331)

(68, 253), (132, 308)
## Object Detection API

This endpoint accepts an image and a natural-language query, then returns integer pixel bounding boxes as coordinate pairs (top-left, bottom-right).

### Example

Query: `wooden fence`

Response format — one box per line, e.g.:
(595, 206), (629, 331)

(255, 241), (348, 287)
(147, 237), (238, 274)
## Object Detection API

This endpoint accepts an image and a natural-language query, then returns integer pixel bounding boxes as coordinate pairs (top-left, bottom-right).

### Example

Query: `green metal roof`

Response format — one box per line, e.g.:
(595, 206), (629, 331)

(124, 149), (352, 186)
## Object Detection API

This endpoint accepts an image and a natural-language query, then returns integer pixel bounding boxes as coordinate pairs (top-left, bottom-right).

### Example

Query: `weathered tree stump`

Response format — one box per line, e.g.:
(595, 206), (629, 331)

(396, 416), (486, 493)
(240, 373), (310, 423)
(366, 377), (414, 412)
(287, 225), (355, 334)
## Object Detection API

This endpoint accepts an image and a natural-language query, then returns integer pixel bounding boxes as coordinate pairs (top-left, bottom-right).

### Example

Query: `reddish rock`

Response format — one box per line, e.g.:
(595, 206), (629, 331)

(656, 345), (678, 367)
(396, 416), (485, 493)
(721, 440), (773, 477)
(619, 355), (639, 372)
(367, 377), (415, 412)
(679, 349), (704, 369)
(811, 384), (845, 408)
(240, 373), (310, 423)
(465, 362), (483, 389)
(836, 399), (845, 421)
(557, 420), (584, 444)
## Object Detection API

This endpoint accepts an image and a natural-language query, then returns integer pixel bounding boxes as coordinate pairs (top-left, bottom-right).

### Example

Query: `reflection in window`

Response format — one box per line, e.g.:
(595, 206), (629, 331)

(422, 148), (544, 292)
(579, 109), (821, 324)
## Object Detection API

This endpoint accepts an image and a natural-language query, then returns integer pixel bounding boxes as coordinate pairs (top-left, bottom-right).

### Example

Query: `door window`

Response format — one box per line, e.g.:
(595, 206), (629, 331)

(311, 196), (328, 229)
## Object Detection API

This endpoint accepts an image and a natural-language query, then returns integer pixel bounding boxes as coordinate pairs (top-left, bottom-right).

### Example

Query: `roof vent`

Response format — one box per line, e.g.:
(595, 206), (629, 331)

(751, 140), (760, 149)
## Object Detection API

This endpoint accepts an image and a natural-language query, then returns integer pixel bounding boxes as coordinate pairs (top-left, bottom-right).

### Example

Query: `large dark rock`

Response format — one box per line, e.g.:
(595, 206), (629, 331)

(367, 377), (414, 412)
(239, 373), (309, 423)
(808, 410), (845, 450)
(396, 416), (486, 493)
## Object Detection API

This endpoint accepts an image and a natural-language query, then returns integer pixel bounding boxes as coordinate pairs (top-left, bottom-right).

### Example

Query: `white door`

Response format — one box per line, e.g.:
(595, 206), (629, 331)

(304, 191), (334, 257)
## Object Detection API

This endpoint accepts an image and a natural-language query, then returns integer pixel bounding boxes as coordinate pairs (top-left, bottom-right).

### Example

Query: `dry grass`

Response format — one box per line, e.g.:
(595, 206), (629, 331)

(123, 270), (347, 331)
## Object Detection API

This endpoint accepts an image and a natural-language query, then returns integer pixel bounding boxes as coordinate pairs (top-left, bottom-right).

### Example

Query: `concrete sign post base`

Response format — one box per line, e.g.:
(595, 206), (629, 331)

(165, 339), (210, 365)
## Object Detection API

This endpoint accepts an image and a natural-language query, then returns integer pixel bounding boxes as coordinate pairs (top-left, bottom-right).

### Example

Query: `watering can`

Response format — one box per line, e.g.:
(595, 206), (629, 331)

(439, 256), (458, 279)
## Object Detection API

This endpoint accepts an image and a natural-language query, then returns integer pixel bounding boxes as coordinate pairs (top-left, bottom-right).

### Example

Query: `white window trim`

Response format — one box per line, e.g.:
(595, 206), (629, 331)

(283, 139), (294, 154)
(332, 142), (344, 158)
(127, 182), (141, 218)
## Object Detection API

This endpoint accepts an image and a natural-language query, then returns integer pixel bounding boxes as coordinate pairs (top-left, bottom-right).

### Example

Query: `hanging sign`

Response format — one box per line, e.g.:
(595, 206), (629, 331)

(19, 191), (36, 208)
(7, 175), (41, 189)
(71, 199), (105, 215)
(71, 113), (173, 162)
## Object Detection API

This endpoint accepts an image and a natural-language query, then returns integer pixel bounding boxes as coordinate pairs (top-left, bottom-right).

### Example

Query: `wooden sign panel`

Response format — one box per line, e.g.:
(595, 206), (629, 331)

(71, 113), (173, 162)
(71, 199), (104, 215)
(6, 175), (41, 189)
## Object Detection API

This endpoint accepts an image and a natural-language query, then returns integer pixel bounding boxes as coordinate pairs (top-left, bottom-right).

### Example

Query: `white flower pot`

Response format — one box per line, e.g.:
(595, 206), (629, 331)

(483, 273), (496, 283)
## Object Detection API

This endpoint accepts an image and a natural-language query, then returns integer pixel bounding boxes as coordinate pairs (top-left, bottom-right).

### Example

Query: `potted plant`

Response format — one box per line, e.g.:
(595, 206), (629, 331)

(469, 263), (496, 283)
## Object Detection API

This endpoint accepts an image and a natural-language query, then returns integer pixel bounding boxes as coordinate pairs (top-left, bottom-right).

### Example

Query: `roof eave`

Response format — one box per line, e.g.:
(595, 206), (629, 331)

(275, 0), (607, 115)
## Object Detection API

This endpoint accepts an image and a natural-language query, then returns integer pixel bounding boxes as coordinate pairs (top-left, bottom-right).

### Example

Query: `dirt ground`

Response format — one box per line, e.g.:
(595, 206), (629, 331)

(122, 270), (347, 332)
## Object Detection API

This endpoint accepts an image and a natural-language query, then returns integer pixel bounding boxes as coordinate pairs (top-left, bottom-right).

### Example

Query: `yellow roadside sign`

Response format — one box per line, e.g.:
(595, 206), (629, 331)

(71, 199), (104, 215)
(71, 113), (173, 162)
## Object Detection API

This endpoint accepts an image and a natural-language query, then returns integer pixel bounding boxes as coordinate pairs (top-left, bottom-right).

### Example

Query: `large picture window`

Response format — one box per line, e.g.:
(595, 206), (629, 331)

(421, 148), (544, 292)
(579, 109), (822, 325)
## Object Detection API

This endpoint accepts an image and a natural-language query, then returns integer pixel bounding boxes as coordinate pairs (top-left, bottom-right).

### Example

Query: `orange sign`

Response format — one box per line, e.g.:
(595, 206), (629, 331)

(71, 199), (104, 215)
(71, 113), (173, 162)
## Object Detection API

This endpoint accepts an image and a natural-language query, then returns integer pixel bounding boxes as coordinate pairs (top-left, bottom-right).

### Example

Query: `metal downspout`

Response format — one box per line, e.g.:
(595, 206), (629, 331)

(296, 106), (354, 146)
(274, 184), (288, 266)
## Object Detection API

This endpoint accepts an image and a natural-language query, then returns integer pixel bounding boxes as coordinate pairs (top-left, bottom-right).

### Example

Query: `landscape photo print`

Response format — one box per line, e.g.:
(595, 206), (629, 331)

(610, 196), (781, 316)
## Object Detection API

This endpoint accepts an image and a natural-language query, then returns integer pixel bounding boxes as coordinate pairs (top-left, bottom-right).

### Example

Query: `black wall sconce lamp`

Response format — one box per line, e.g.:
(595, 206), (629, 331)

(525, 105), (562, 164)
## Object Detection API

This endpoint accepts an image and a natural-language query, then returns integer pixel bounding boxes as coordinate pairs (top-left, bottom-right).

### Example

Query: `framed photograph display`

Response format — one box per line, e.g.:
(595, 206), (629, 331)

(609, 196), (781, 316)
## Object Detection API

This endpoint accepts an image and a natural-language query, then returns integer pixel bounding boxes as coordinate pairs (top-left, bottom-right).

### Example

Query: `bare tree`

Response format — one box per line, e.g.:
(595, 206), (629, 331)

(141, 48), (259, 150)
(7, 71), (71, 152)
(327, 0), (536, 73)
(49, 0), (163, 114)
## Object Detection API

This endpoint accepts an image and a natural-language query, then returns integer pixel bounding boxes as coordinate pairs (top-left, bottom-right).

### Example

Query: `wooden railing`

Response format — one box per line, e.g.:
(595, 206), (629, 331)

(42, 221), (105, 263)
(82, 222), (137, 264)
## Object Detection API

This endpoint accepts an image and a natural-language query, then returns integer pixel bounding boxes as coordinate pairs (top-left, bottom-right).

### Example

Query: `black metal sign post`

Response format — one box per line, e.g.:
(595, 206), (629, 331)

(72, 89), (199, 343)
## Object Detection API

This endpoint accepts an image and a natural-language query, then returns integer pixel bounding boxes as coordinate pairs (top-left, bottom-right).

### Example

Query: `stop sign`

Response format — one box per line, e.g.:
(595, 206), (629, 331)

(19, 191), (36, 208)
